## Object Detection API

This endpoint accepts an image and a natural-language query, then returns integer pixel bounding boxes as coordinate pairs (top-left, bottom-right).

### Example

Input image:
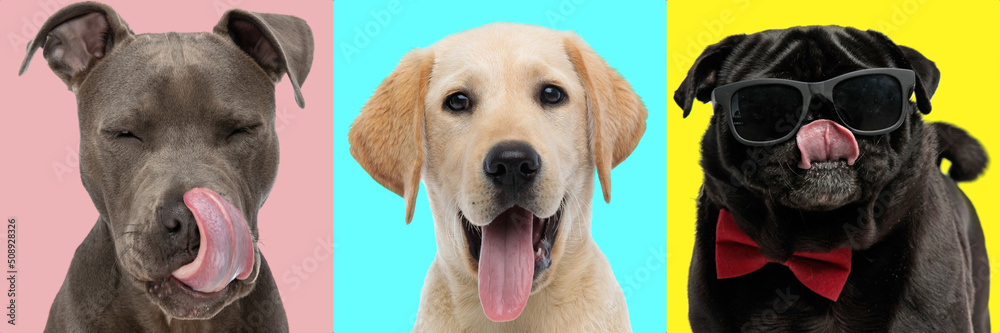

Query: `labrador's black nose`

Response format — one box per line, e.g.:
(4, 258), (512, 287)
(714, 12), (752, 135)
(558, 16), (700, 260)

(483, 141), (541, 193)
(157, 198), (200, 253)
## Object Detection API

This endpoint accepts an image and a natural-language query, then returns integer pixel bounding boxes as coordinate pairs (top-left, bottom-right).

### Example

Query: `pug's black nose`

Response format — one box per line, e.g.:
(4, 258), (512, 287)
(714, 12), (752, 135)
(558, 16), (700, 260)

(483, 141), (541, 193)
(157, 198), (200, 252)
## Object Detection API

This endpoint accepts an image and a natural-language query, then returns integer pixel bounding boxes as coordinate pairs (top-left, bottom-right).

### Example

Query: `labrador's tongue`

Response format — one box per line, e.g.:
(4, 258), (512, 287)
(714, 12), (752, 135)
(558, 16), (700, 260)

(171, 188), (254, 293)
(796, 119), (860, 169)
(478, 206), (535, 322)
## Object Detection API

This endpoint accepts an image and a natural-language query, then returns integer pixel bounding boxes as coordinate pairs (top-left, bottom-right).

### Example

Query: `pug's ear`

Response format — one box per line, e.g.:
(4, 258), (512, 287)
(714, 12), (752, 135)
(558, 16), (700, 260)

(19, 1), (135, 92)
(215, 9), (314, 108)
(896, 45), (939, 114)
(673, 34), (746, 118)
(864, 30), (937, 114)
(564, 33), (647, 204)
(348, 49), (433, 224)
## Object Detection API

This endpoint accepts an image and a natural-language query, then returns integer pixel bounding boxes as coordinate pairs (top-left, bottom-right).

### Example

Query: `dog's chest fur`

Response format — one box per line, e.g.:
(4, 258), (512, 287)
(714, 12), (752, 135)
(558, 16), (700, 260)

(690, 157), (978, 331)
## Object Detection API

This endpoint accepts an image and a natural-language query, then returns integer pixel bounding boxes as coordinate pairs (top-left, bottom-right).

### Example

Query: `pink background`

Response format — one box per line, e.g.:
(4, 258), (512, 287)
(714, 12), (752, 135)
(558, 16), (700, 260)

(0, 0), (332, 332)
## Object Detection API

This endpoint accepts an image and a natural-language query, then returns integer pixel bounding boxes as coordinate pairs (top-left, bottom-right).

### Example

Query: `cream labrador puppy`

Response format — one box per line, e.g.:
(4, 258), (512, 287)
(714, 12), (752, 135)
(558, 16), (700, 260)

(349, 22), (646, 331)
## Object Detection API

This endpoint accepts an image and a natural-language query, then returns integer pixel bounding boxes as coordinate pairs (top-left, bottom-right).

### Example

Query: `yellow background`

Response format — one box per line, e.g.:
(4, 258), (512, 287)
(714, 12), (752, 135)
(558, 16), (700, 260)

(667, 0), (1000, 331)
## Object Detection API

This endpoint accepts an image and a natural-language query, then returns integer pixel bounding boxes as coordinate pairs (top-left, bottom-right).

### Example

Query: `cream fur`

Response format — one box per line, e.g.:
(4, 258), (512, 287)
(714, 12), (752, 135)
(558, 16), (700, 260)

(349, 23), (646, 332)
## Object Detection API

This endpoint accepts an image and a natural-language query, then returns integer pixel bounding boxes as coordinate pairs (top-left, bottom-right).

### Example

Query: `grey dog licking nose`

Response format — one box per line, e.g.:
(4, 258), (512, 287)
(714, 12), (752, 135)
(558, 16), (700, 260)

(20, 2), (313, 332)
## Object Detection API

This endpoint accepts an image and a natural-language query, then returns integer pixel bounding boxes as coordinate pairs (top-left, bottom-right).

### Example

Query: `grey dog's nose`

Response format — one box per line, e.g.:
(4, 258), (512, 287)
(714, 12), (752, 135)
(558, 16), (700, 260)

(483, 141), (541, 193)
(157, 199), (200, 252)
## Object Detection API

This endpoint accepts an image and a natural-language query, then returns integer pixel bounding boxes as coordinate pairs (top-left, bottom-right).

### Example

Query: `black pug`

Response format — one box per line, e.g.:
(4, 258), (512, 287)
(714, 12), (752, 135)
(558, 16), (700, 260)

(674, 26), (990, 332)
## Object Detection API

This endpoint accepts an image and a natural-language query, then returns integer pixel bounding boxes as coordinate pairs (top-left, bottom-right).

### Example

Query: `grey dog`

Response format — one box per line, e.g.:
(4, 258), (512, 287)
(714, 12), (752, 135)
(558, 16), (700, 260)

(20, 2), (312, 331)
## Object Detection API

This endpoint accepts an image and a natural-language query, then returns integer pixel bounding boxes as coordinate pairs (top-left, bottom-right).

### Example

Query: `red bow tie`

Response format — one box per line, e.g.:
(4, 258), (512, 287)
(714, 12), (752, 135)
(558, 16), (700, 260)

(715, 209), (852, 301)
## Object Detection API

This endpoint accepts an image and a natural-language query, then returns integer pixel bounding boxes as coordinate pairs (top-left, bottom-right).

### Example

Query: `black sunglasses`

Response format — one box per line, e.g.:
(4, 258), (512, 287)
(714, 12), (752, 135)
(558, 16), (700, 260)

(710, 68), (917, 146)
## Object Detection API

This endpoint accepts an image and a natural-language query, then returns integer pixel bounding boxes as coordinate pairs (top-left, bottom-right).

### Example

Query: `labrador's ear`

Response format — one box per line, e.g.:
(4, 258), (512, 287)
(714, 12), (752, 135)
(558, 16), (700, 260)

(19, 1), (135, 92)
(564, 33), (647, 204)
(673, 34), (745, 118)
(215, 9), (314, 108)
(349, 49), (433, 224)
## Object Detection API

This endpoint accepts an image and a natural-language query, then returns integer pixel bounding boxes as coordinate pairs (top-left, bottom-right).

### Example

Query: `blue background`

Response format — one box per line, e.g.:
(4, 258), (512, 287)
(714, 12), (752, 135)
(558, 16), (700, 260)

(333, 1), (666, 331)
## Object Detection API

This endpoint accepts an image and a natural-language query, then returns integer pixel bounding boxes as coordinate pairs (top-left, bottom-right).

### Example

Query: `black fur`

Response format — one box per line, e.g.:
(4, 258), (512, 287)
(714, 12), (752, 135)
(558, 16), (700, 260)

(675, 26), (990, 332)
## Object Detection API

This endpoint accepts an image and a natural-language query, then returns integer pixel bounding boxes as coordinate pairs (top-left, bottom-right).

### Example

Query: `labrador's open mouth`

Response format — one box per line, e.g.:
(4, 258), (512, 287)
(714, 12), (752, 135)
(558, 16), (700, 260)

(461, 204), (562, 279)
(460, 203), (562, 321)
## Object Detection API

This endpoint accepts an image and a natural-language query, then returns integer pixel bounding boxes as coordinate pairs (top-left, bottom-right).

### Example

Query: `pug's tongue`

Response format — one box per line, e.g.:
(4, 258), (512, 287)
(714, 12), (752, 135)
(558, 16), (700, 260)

(796, 120), (860, 169)
(171, 188), (254, 293)
(478, 206), (535, 322)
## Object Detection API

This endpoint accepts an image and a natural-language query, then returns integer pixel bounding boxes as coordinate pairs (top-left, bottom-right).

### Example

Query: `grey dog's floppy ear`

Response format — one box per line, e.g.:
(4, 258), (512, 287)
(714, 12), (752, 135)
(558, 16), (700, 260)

(215, 9), (314, 108)
(865, 30), (938, 114)
(564, 33), (647, 204)
(349, 49), (433, 224)
(673, 34), (746, 118)
(19, 1), (135, 92)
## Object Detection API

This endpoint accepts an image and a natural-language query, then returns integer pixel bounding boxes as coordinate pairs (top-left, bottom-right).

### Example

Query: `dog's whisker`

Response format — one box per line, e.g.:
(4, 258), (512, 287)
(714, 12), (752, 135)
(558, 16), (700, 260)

(115, 245), (134, 267)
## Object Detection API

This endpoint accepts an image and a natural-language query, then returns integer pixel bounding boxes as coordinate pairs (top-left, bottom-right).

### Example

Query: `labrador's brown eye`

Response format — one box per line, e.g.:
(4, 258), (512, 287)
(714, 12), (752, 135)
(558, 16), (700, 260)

(540, 85), (565, 105)
(445, 92), (471, 112)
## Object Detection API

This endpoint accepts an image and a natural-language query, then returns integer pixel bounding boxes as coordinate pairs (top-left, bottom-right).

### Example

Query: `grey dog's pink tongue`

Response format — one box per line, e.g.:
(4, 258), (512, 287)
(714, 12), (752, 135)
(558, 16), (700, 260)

(171, 188), (254, 293)
(796, 120), (860, 169)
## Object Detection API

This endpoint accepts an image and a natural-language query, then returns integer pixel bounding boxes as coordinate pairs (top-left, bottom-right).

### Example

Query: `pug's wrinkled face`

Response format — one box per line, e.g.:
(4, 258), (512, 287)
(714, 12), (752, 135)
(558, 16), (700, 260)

(718, 33), (917, 208)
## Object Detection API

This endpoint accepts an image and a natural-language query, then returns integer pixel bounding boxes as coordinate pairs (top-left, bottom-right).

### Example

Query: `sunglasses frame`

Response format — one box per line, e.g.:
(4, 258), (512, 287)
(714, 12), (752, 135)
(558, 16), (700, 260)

(710, 68), (917, 146)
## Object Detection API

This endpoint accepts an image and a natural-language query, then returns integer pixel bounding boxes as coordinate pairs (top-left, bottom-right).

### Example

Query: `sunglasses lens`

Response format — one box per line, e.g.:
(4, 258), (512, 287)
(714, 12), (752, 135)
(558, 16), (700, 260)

(833, 74), (903, 132)
(731, 85), (803, 142)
